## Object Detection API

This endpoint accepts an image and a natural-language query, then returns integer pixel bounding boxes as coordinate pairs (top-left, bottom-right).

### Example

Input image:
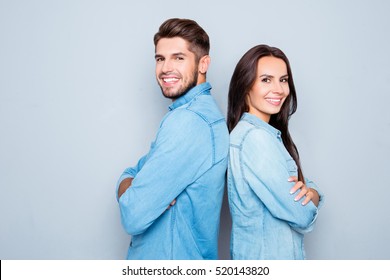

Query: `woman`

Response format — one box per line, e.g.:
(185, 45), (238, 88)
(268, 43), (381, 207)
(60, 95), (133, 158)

(227, 44), (323, 259)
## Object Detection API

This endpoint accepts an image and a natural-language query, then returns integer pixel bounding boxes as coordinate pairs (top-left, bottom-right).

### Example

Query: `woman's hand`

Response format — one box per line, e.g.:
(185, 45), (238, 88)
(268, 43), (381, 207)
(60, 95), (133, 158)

(288, 176), (319, 207)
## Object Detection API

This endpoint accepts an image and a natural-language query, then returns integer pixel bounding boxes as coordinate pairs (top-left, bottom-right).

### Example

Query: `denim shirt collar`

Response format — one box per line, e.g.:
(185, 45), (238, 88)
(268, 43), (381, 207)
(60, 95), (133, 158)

(169, 82), (212, 111)
(242, 112), (282, 140)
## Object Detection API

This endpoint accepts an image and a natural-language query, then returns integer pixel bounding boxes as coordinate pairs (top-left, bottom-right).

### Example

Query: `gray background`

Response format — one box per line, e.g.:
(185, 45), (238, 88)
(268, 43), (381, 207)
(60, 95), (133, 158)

(1, 0), (389, 260)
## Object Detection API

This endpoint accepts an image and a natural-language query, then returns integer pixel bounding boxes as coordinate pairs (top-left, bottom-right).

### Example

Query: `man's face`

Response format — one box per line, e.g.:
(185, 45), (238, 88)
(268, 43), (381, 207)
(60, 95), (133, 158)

(155, 37), (199, 100)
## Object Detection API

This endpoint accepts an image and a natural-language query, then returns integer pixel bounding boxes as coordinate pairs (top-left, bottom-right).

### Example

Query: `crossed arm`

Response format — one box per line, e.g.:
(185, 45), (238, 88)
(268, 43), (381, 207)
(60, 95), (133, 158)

(118, 177), (176, 209)
(118, 175), (318, 210)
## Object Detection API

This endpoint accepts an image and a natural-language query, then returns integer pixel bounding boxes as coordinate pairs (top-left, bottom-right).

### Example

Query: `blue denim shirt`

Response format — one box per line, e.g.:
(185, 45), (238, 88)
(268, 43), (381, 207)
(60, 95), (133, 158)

(117, 82), (229, 260)
(228, 113), (323, 260)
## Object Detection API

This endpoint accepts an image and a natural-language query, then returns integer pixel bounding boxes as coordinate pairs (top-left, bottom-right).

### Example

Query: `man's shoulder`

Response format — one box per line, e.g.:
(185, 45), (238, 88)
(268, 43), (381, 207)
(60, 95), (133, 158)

(185, 95), (225, 125)
(160, 102), (227, 138)
(165, 105), (216, 128)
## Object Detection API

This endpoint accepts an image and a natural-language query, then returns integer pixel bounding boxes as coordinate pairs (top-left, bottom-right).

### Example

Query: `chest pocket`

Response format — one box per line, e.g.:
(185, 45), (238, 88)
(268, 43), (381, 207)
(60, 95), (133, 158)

(286, 158), (298, 177)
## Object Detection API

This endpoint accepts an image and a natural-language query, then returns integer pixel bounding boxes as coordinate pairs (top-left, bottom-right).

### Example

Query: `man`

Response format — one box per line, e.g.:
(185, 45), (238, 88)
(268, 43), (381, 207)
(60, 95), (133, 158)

(116, 18), (229, 260)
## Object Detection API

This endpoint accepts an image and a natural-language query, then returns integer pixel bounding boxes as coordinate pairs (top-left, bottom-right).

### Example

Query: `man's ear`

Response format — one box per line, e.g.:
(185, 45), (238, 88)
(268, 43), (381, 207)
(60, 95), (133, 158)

(198, 55), (211, 74)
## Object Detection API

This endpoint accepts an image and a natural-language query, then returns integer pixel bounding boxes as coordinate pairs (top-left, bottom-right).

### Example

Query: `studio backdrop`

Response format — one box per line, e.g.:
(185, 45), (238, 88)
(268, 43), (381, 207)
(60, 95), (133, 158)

(1, 0), (389, 259)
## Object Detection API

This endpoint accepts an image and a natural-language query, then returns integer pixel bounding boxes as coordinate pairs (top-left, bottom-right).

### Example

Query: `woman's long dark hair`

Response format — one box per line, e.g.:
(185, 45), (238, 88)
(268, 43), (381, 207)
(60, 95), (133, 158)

(227, 44), (305, 182)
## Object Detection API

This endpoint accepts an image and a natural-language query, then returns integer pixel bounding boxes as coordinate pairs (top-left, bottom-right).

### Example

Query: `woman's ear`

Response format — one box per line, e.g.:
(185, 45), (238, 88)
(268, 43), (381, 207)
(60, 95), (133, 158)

(198, 55), (211, 74)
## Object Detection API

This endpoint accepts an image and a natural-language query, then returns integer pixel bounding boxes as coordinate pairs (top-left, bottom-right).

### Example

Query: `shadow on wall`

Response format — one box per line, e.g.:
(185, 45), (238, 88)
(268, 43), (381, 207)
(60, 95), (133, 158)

(218, 186), (232, 260)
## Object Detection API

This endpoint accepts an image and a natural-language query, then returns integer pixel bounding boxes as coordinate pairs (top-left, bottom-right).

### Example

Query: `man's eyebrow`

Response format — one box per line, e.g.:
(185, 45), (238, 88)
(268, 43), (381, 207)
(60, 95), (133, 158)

(155, 52), (187, 59)
(172, 52), (187, 56)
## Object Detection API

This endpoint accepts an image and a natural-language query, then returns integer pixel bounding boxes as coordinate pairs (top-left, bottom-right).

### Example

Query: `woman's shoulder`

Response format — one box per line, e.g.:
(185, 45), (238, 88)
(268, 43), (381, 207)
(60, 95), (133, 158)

(230, 119), (276, 147)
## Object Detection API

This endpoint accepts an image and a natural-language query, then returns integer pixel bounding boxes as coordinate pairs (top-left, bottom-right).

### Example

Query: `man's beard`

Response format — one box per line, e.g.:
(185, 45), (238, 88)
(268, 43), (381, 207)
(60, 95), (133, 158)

(160, 69), (199, 100)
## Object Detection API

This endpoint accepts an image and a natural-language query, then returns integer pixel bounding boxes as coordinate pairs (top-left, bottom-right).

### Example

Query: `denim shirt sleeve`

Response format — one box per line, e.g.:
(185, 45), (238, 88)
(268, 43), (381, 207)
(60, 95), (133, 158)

(116, 154), (148, 201)
(241, 129), (319, 232)
(118, 108), (213, 235)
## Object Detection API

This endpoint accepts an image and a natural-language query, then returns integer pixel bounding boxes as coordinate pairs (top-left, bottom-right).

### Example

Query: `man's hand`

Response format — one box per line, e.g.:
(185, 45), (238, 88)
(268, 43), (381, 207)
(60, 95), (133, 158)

(118, 177), (133, 199)
(166, 199), (176, 210)
(288, 176), (319, 207)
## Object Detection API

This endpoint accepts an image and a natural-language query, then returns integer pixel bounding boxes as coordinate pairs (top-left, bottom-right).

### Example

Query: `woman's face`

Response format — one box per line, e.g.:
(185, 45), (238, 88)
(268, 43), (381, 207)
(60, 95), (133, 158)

(247, 56), (290, 123)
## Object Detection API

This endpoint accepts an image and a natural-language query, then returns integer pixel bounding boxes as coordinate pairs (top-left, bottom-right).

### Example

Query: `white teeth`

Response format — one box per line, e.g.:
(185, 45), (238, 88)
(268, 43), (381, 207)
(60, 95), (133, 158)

(267, 99), (281, 102)
(163, 78), (178, 82)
